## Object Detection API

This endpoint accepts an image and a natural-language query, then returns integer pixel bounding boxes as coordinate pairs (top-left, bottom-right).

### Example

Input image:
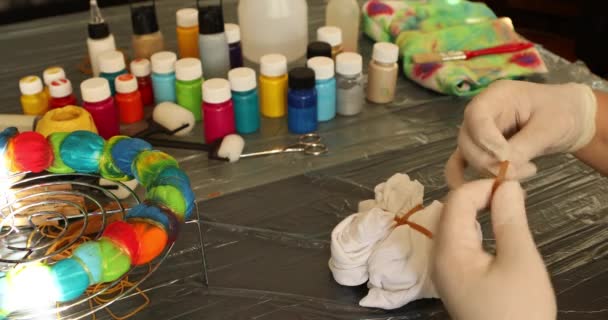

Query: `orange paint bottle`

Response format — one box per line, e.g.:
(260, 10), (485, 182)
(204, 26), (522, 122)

(115, 74), (144, 124)
(176, 8), (200, 58)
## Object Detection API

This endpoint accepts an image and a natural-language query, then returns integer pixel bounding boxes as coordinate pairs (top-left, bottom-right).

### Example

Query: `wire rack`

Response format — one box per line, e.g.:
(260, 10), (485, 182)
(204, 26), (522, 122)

(0, 172), (208, 319)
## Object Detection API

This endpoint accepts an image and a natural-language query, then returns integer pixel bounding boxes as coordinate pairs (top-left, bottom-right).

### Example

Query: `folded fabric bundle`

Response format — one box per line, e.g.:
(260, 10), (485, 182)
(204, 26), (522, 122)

(362, 0), (548, 96)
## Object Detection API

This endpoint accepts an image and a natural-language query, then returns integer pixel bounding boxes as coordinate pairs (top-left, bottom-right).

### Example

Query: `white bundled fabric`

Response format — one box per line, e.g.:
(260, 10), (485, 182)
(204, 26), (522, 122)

(360, 201), (443, 309)
(329, 208), (396, 286)
(329, 174), (424, 286)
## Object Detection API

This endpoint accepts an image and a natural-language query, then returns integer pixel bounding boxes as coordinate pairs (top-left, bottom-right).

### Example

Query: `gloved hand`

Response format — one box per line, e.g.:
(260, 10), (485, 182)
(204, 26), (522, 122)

(433, 179), (556, 320)
(445, 80), (597, 188)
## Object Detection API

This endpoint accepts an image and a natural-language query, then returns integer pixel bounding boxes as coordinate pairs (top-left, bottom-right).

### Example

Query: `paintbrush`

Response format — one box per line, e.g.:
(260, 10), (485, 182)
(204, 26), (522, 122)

(412, 42), (534, 64)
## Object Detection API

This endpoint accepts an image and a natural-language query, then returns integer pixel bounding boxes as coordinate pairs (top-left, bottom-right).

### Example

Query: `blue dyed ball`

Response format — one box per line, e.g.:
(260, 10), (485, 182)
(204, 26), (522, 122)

(72, 241), (103, 284)
(126, 202), (180, 243)
(111, 138), (152, 176)
(148, 167), (195, 220)
(60, 131), (105, 173)
(50, 258), (90, 302)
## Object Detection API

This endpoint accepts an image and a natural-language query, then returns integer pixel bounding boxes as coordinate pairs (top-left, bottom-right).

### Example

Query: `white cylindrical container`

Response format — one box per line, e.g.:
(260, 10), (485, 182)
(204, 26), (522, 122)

(238, 0), (308, 63)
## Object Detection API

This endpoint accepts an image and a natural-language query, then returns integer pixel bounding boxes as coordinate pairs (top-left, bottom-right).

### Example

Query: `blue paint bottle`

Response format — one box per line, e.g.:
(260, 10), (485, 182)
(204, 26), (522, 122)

(150, 51), (177, 104)
(287, 67), (317, 134)
(306, 57), (336, 122)
(98, 50), (127, 95)
(228, 67), (260, 134)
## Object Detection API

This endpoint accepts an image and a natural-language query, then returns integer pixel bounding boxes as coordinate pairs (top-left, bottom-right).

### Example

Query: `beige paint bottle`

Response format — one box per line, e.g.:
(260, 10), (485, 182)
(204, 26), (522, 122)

(366, 42), (399, 104)
(131, 4), (164, 59)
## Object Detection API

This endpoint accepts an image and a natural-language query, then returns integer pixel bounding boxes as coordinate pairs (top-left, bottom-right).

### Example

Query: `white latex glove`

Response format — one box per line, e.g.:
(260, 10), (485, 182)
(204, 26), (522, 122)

(360, 201), (443, 310)
(329, 208), (396, 286)
(434, 180), (556, 320)
(445, 80), (597, 188)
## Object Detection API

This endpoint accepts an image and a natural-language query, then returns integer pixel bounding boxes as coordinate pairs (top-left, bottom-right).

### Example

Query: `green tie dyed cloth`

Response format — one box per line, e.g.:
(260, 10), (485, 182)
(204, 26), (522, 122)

(362, 0), (548, 96)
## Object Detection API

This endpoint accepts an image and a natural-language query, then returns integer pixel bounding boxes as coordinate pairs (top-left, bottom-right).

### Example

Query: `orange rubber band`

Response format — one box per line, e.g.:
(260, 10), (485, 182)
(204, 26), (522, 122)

(491, 161), (510, 197)
(394, 204), (433, 239)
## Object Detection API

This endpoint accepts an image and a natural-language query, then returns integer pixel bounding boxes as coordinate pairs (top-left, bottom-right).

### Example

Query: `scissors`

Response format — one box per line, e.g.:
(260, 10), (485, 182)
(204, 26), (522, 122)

(239, 133), (329, 159)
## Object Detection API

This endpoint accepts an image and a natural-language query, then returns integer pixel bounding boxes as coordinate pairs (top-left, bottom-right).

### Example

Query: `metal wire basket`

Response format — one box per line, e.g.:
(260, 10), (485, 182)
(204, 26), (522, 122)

(0, 172), (207, 319)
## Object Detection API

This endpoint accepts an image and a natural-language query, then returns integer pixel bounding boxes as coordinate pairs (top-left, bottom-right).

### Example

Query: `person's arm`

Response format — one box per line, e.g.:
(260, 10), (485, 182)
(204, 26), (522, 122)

(575, 90), (608, 175)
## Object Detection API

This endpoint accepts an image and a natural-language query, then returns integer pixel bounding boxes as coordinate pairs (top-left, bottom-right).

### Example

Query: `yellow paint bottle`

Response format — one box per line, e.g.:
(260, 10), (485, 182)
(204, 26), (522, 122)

(259, 54), (288, 118)
(176, 8), (200, 58)
(19, 76), (49, 116)
(41, 66), (66, 104)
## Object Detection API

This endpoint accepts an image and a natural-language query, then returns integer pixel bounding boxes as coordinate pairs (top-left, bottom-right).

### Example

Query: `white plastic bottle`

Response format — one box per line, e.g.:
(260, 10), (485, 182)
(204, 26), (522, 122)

(238, 0), (308, 63)
(326, 0), (361, 52)
(87, 0), (116, 77)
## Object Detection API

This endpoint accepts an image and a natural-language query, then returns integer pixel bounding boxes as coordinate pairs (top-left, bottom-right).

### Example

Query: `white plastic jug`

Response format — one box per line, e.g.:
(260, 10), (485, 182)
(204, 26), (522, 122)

(238, 0), (308, 63)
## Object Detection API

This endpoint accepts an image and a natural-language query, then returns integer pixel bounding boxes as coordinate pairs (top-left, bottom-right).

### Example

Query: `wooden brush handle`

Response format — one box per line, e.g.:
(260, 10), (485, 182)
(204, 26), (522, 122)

(465, 42), (534, 59)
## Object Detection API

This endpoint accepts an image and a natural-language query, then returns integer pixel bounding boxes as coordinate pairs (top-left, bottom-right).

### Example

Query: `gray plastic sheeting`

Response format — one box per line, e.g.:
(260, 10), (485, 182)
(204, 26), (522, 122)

(0, 0), (607, 319)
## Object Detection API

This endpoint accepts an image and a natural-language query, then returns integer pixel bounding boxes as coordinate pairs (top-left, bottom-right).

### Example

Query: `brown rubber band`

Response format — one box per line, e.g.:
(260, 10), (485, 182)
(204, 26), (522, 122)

(394, 204), (433, 239)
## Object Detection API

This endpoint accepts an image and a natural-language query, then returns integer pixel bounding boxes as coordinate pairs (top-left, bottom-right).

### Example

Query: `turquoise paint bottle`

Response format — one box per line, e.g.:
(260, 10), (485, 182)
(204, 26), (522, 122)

(98, 50), (127, 95)
(307, 57), (336, 122)
(151, 51), (177, 104)
(228, 67), (260, 134)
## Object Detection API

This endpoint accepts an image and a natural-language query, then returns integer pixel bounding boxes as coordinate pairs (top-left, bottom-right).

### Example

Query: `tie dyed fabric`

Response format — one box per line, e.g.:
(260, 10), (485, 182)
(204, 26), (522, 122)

(363, 0), (548, 96)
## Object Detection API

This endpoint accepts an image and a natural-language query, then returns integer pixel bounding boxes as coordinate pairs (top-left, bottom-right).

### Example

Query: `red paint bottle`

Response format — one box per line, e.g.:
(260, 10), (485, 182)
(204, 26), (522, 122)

(115, 74), (144, 124)
(202, 78), (235, 143)
(130, 58), (154, 106)
(81, 77), (120, 139)
(49, 79), (78, 109)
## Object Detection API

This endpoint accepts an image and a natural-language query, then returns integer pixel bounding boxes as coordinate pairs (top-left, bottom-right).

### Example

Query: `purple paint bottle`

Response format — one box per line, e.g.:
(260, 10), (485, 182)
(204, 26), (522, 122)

(225, 23), (243, 69)
(81, 77), (120, 139)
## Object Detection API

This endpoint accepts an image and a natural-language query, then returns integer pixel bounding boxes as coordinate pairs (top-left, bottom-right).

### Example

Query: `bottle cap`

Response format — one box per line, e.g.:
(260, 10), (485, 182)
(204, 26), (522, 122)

(372, 42), (399, 64)
(198, 5), (224, 35)
(49, 79), (73, 98)
(88, 22), (111, 40)
(175, 58), (203, 81)
(336, 52), (362, 76)
(176, 8), (198, 28)
(307, 57), (335, 80)
(81, 77), (111, 103)
(228, 67), (257, 92)
(115, 74), (138, 94)
(151, 51), (177, 74)
(317, 26), (342, 47)
(131, 4), (160, 35)
(288, 67), (315, 90)
(307, 41), (332, 59)
(43, 67), (66, 86)
(203, 78), (231, 104)
(99, 50), (126, 74)
(19, 76), (43, 95)
(224, 23), (240, 44)
(130, 58), (151, 77)
(260, 54), (287, 77)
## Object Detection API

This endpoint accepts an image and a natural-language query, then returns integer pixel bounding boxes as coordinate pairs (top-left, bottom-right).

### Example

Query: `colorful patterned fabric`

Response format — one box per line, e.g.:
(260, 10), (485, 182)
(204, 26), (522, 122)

(363, 0), (548, 96)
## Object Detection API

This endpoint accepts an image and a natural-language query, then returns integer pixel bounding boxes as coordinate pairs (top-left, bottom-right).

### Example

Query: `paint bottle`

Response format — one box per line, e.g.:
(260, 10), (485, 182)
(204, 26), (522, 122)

(228, 67), (260, 134)
(131, 2), (165, 60)
(150, 51), (177, 104)
(42, 66), (66, 103)
(317, 26), (343, 59)
(307, 41), (332, 60)
(175, 58), (204, 121)
(307, 57), (336, 122)
(288, 68), (318, 134)
(225, 23), (243, 69)
(115, 74), (144, 124)
(197, 4), (231, 79)
(87, 0), (116, 77)
(130, 58), (154, 106)
(259, 54), (288, 118)
(49, 79), (78, 109)
(202, 79), (236, 143)
(326, 0), (360, 52)
(81, 78), (119, 139)
(99, 50), (128, 95)
(19, 76), (49, 116)
(176, 8), (199, 58)
(367, 42), (399, 104)
(335, 52), (364, 116)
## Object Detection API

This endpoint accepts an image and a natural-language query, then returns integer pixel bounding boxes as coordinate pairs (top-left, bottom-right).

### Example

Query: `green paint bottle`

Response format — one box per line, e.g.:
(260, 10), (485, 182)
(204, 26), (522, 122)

(175, 58), (204, 121)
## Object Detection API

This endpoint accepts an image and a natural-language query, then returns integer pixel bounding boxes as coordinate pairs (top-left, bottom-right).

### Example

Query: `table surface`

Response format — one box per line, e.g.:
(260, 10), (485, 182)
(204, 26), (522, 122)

(1, 0), (607, 319)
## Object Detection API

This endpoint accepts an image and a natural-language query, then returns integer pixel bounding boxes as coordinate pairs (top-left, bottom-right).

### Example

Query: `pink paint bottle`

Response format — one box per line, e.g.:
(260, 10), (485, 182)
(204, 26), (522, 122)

(202, 78), (235, 143)
(81, 77), (120, 139)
